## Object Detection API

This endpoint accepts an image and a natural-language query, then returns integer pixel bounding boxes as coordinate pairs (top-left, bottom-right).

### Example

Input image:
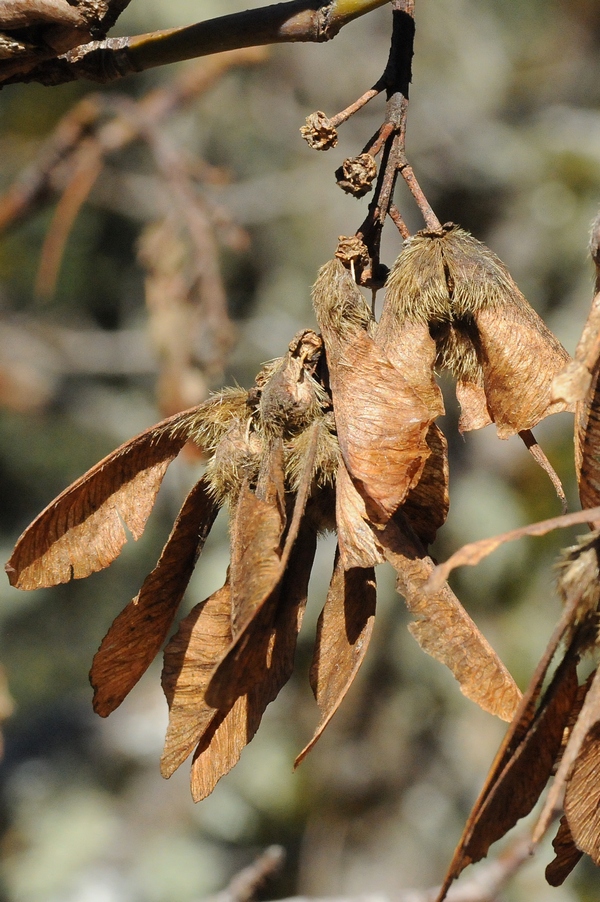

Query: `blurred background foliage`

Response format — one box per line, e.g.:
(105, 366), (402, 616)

(0, 1), (600, 900)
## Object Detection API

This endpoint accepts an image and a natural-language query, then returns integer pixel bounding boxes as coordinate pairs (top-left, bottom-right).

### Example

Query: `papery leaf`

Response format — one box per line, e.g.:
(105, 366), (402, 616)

(381, 518), (521, 721)
(6, 408), (196, 589)
(553, 289), (600, 406)
(383, 224), (572, 439)
(546, 817), (583, 886)
(428, 506), (600, 592)
(160, 582), (232, 779)
(190, 527), (317, 800)
(330, 329), (431, 522)
(472, 303), (571, 439)
(90, 478), (219, 717)
(312, 258), (432, 522)
(229, 442), (286, 640)
(440, 225), (572, 438)
(294, 550), (376, 767)
(335, 460), (385, 570)
(401, 424), (449, 546)
(564, 719), (600, 865)
(436, 649), (579, 902)
(455, 379), (492, 433)
(376, 314), (445, 418)
(576, 368), (600, 516)
(437, 583), (592, 902)
(207, 426), (321, 708)
(535, 667), (600, 845)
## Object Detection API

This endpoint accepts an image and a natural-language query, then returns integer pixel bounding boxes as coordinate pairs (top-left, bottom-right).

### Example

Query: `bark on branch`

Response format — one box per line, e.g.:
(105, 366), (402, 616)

(1, 0), (390, 87)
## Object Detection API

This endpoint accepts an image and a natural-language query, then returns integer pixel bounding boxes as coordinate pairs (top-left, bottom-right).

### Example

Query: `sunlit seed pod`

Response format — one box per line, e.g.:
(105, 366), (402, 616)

(300, 111), (338, 150)
(311, 257), (374, 337)
(335, 153), (377, 198)
(382, 222), (572, 437)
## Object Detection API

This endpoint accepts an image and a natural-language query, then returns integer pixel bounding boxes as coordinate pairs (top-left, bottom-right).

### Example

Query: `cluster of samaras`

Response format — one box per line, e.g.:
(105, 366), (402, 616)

(6, 224), (574, 809)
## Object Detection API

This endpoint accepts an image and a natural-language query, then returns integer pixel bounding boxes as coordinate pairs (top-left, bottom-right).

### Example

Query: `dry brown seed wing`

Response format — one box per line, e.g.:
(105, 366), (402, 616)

(455, 378), (493, 433)
(428, 507), (600, 592)
(436, 649), (578, 902)
(313, 259), (432, 522)
(473, 301), (571, 439)
(381, 518), (521, 721)
(91, 478), (219, 717)
(229, 443), (287, 640)
(437, 585), (591, 902)
(160, 582), (232, 779)
(536, 666), (600, 846)
(328, 327), (431, 522)
(190, 527), (317, 801)
(335, 460), (385, 570)
(377, 293), (444, 417)
(546, 817), (583, 886)
(400, 424), (449, 546)
(576, 367), (600, 515)
(294, 550), (376, 767)
(207, 422), (320, 708)
(6, 408), (196, 590)
(564, 721), (600, 865)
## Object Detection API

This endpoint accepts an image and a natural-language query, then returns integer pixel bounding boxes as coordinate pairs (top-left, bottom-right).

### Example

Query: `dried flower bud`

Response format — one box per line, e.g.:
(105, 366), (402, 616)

(300, 111), (338, 150)
(335, 154), (377, 197)
(335, 235), (370, 270)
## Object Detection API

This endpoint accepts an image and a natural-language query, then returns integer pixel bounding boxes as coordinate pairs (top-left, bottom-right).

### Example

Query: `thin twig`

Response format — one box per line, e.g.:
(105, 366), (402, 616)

(519, 429), (568, 514)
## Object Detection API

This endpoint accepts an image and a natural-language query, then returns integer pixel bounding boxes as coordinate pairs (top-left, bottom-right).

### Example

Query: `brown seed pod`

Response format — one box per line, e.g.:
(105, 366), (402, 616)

(335, 153), (377, 197)
(382, 223), (572, 438)
(312, 258), (433, 528)
(300, 111), (338, 150)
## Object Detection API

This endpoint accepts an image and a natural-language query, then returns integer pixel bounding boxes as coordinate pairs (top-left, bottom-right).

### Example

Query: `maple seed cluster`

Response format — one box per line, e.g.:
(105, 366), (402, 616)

(6, 224), (571, 801)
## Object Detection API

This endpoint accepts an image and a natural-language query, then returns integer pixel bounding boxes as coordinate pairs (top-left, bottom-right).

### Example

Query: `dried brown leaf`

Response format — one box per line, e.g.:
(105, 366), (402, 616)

(229, 443), (286, 640)
(546, 816), (583, 886)
(160, 582), (232, 779)
(335, 460), (385, 570)
(381, 518), (521, 721)
(400, 424), (449, 546)
(438, 582), (593, 902)
(455, 379), (492, 433)
(6, 409), (195, 590)
(384, 223), (571, 438)
(312, 259), (432, 522)
(190, 527), (317, 800)
(428, 506), (600, 592)
(535, 666), (600, 844)
(564, 720), (600, 864)
(208, 430), (320, 709)
(436, 649), (579, 902)
(473, 302), (571, 439)
(377, 291), (445, 418)
(294, 551), (376, 767)
(576, 365), (600, 515)
(91, 477), (218, 717)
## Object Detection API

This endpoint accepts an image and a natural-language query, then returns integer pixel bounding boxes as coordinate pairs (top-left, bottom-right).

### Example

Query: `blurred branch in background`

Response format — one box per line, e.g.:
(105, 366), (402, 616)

(0, 48), (267, 416)
(206, 836), (532, 902)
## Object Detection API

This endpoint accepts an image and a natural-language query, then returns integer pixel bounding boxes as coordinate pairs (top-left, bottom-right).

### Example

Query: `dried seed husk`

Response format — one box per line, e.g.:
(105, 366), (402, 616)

(91, 477), (219, 717)
(383, 223), (572, 439)
(312, 258), (432, 523)
(546, 817), (583, 886)
(295, 549), (376, 767)
(380, 517), (521, 722)
(6, 407), (196, 590)
(190, 526), (317, 800)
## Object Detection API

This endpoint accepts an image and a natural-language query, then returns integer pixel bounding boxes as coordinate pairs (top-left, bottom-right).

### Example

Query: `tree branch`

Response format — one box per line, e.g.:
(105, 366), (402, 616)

(3, 0), (390, 87)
